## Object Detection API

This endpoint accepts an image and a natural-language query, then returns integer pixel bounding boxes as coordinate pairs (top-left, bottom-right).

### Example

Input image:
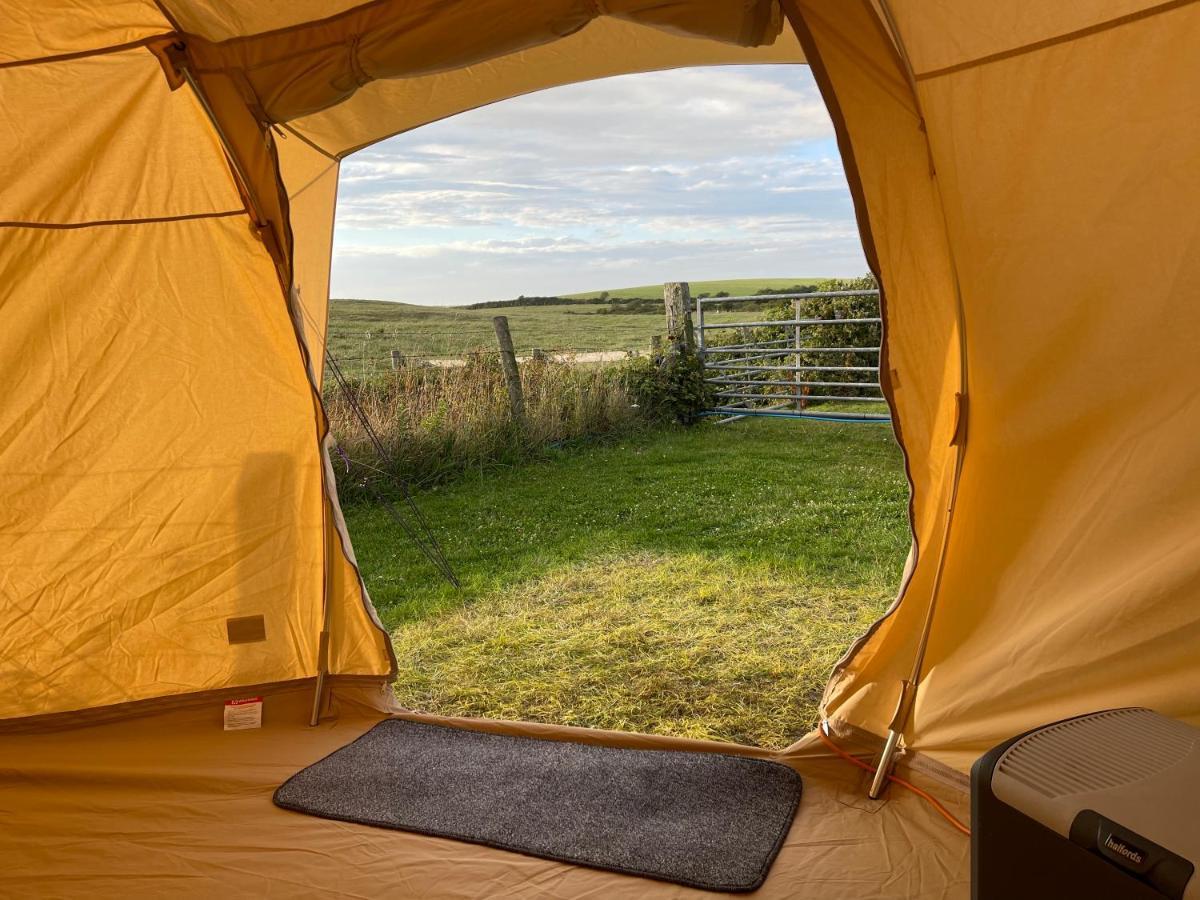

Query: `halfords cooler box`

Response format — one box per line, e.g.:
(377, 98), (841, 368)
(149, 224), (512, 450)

(972, 708), (1198, 900)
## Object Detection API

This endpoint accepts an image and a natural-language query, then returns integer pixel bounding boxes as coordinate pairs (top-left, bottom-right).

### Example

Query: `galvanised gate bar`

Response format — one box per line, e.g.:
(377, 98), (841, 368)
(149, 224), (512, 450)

(695, 290), (890, 423)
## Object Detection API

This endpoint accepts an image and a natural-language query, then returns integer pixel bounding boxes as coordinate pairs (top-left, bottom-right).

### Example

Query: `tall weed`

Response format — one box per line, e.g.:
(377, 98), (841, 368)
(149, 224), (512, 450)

(326, 352), (648, 493)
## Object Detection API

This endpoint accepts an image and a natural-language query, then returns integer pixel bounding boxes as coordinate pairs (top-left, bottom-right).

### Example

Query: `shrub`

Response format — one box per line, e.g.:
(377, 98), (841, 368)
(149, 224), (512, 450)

(626, 347), (714, 425)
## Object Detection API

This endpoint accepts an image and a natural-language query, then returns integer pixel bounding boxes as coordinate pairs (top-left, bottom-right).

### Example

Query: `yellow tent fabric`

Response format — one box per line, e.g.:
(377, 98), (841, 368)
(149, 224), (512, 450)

(807, 0), (1200, 771)
(3, 0), (1199, 895)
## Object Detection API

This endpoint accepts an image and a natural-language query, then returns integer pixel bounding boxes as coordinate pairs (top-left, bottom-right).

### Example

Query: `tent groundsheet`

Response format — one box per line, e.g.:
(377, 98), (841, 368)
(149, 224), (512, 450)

(0, 681), (970, 899)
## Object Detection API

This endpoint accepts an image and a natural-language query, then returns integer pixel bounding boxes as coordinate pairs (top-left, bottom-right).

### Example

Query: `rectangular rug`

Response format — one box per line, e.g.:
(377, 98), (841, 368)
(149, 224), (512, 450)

(274, 719), (802, 892)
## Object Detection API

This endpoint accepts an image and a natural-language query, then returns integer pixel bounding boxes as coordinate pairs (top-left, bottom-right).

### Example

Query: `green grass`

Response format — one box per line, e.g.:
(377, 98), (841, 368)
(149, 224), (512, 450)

(563, 278), (823, 300)
(328, 299), (663, 364)
(345, 418), (909, 748)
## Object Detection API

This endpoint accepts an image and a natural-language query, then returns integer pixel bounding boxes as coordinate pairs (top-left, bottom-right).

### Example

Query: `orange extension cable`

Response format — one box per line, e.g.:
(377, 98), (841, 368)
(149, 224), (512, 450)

(817, 726), (972, 837)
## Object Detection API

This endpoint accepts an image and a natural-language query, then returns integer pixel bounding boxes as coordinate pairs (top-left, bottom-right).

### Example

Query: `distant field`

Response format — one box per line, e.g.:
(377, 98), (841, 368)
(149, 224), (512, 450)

(327, 299), (666, 371)
(563, 278), (821, 300)
(328, 278), (824, 372)
(327, 299), (783, 371)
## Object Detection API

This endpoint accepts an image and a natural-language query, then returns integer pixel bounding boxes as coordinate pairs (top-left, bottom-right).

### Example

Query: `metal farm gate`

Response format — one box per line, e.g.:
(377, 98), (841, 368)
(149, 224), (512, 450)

(695, 290), (890, 423)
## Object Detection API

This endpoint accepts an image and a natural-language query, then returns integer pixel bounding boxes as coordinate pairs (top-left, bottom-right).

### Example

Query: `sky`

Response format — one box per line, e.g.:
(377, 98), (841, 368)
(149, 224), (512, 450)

(330, 64), (866, 306)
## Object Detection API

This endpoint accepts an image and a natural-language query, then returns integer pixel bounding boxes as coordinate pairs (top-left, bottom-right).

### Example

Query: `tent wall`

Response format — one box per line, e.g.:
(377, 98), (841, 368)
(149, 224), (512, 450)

(805, 0), (1200, 770)
(785, 0), (963, 744)
(0, 45), (392, 720)
(278, 135), (340, 378)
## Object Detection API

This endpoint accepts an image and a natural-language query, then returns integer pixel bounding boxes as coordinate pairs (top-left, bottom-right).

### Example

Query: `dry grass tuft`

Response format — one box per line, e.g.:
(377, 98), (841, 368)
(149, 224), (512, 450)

(326, 353), (643, 488)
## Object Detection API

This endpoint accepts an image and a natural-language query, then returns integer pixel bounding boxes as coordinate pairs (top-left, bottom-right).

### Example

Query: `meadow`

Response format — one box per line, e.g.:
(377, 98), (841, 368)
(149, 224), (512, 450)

(328, 276), (898, 748)
(327, 277), (823, 374)
(345, 417), (909, 749)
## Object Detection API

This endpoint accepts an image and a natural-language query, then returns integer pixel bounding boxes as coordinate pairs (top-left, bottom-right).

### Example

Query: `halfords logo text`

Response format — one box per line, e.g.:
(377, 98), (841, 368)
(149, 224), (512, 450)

(1104, 834), (1145, 865)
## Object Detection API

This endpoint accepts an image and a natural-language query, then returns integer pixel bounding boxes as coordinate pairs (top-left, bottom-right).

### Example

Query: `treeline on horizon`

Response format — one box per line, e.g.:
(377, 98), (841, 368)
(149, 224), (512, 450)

(464, 284), (821, 314)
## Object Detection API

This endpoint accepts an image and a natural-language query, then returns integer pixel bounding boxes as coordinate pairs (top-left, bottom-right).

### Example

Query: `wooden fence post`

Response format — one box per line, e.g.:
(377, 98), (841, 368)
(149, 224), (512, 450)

(663, 282), (695, 352)
(390, 349), (402, 370)
(650, 334), (663, 356)
(492, 316), (525, 424)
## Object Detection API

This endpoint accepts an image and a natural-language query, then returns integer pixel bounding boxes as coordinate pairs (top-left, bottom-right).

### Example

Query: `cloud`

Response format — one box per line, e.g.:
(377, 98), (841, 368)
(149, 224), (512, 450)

(331, 65), (866, 304)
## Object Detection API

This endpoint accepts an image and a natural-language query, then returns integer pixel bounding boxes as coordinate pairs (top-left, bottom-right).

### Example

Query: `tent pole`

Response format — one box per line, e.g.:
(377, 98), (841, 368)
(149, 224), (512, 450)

(783, 0), (970, 796)
(310, 630), (331, 726)
(310, 488), (336, 726)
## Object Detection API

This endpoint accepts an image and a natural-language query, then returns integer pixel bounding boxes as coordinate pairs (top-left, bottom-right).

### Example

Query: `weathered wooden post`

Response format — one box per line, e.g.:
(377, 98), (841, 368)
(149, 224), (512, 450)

(650, 334), (663, 356)
(492, 315), (525, 424)
(662, 282), (695, 353)
(390, 349), (402, 370)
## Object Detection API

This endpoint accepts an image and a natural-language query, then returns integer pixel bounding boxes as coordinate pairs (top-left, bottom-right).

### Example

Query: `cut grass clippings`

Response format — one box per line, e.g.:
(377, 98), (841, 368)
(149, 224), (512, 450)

(344, 418), (909, 749)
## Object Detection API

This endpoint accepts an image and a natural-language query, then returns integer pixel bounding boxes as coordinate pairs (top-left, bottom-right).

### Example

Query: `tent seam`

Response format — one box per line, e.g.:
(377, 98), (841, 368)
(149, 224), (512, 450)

(915, 0), (1200, 81)
(150, 0), (186, 33)
(0, 34), (178, 70)
(0, 209), (246, 230)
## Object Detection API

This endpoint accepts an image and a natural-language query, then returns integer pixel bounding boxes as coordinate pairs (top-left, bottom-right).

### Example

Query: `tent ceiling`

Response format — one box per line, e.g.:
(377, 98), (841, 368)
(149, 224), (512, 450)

(0, 0), (169, 64)
(286, 17), (805, 158)
(171, 1), (798, 154)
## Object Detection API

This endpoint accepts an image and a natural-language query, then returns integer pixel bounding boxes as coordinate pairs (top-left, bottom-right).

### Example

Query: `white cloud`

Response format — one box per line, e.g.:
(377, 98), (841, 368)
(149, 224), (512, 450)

(331, 65), (866, 304)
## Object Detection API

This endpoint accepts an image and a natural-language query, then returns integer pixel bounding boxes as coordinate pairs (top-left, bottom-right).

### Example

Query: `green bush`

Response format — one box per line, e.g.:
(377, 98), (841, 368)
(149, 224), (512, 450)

(626, 347), (714, 425)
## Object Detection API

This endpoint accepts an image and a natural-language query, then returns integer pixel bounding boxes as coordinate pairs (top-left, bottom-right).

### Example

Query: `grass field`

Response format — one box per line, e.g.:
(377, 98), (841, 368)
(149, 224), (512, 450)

(345, 417), (909, 748)
(328, 299), (663, 366)
(327, 277), (823, 370)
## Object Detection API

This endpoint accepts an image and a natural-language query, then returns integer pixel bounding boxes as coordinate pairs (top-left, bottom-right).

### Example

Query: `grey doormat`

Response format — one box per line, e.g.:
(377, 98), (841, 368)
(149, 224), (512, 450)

(274, 719), (802, 892)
